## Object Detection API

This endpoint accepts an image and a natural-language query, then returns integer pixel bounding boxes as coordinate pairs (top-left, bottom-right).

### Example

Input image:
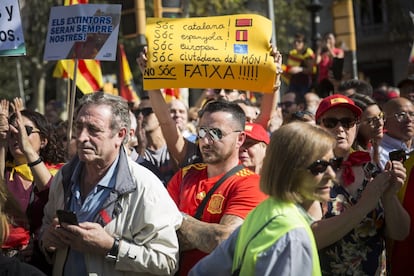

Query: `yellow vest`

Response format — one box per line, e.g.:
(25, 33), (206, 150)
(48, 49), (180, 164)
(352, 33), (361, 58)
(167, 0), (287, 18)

(232, 198), (321, 275)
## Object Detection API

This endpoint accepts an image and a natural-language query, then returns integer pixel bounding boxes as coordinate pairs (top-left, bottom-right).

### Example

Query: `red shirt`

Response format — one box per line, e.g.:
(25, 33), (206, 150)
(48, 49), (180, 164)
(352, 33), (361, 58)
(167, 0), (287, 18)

(167, 163), (267, 275)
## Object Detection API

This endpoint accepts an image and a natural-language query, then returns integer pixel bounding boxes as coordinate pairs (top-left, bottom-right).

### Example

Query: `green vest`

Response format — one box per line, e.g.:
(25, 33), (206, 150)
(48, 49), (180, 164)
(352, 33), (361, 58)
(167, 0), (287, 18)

(232, 198), (321, 275)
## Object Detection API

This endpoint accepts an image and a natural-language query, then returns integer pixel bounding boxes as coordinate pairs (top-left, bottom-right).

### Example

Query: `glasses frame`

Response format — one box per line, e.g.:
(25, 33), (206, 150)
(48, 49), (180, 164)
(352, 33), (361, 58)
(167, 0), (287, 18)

(307, 157), (343, 175)
(393, 111), (414, 123)
(364, 112), (384, 127)
(24, 125), (41, 136)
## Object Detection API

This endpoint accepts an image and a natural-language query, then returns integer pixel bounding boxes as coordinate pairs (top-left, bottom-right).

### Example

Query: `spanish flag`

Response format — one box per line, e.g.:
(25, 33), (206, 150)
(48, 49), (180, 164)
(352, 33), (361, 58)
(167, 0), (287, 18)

(64, 0), (87, 5)
(117, 44), (139, 102)
(163, 88), (181, 103)
(53, 0), (103, 94)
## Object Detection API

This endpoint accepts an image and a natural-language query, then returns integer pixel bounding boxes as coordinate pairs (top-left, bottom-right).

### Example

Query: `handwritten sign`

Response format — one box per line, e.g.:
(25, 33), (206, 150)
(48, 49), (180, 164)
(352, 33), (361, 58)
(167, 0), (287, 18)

(144, 14), (277, 93)
(43, 4), (121, 61)
(0, 0), (26, 56)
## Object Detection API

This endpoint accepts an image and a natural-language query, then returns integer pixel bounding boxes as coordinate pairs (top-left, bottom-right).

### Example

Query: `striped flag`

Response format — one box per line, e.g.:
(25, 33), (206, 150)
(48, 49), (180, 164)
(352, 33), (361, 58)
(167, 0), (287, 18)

(163, 88), (181, 103)
(53, 60), (103, 94)
(64, 0), (88, 5)
(53, 0), (103, 94)
(117, 44), (139, 102)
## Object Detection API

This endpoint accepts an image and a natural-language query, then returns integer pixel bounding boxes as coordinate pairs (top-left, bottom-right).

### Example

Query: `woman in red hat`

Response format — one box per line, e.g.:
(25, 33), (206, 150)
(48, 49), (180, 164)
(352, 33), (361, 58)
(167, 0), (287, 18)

(311, 94), (409, 275)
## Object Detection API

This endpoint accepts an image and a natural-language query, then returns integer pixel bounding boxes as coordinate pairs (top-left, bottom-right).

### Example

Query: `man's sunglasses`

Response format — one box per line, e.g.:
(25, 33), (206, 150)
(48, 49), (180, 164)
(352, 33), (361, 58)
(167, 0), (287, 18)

(135, 107), (153, 117)
(307, 157), (343, 175)
(278, 101), (295, 109)
(322, 117), (358, 129)
(197, 127), (241, 141)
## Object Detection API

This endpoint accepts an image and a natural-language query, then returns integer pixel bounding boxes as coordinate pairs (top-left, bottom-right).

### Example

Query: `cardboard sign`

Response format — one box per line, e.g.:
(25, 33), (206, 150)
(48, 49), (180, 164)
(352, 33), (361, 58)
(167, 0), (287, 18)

(144, 14), (277, 93)
(0, 0), (26, 56)
(43, 4), (121, 61)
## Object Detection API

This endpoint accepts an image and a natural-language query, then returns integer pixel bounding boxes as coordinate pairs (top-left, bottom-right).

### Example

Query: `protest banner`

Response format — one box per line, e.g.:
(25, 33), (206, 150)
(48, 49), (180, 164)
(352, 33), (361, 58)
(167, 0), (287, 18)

(144, 14), (277, 93)
(43, 4), (121, 61)
(0, 0), (26, 56)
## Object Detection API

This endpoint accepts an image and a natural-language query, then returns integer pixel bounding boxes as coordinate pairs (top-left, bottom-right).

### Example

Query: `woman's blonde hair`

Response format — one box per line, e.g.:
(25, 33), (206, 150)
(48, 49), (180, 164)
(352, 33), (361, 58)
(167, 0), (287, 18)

(260, 122), (336, 203)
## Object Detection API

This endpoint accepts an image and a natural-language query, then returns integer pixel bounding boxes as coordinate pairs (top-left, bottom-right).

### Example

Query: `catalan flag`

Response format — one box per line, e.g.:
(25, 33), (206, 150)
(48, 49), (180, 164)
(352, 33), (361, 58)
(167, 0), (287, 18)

(117, 44), (139, 102)
(53, 0), (103, 94)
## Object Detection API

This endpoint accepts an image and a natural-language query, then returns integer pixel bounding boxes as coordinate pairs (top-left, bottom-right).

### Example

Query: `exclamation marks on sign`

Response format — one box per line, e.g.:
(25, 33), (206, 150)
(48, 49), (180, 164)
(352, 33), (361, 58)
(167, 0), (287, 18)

(238, 66), (259, 80)
(225, 19), (231, 50)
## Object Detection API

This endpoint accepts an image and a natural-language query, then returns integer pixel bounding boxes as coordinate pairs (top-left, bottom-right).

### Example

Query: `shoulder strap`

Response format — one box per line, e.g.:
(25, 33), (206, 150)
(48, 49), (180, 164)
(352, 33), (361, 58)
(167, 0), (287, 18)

(194, 164), (244, 220)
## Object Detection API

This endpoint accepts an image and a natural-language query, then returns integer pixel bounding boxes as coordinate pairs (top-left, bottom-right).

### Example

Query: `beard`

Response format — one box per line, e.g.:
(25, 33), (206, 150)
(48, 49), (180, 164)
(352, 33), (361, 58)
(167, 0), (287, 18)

(201, 145), (233, 165)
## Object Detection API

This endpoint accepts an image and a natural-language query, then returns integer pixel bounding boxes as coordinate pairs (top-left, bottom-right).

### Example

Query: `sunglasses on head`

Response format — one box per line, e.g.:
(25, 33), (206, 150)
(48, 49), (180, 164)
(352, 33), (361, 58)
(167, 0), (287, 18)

(135, 107), (153, 117)
(307, 157), (343, 175)
(322, 117), (358, 129)
(197, 127), (241, 141)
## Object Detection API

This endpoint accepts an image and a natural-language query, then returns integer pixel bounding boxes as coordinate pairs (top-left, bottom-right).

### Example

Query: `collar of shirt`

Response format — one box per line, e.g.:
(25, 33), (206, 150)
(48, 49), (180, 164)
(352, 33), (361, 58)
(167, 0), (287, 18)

(381, 133), (413, 152)
(69, 155), (120, 223)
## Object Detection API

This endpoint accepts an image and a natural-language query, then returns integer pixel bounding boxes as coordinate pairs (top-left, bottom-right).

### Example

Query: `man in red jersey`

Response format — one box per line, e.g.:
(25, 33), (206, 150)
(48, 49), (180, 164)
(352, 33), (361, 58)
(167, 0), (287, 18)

(167, 100), (267, 275)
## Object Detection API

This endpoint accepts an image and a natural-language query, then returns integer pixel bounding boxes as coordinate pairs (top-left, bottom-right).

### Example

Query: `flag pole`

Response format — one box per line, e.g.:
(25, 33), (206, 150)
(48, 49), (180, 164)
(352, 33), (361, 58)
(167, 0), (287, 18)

(66, 58), (78, 154)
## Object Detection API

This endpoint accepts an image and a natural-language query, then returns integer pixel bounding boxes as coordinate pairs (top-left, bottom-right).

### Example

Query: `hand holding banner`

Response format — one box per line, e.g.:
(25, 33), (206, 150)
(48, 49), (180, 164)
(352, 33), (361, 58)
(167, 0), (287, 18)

(43, 4), (121, 61)
(144, 14), (277, 93)
(0, 0), (26, 56)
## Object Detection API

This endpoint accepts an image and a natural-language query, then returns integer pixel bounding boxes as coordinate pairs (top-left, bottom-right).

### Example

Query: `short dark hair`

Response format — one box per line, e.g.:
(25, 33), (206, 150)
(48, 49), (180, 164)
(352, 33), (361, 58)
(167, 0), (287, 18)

(338, 79), (373, 97)
(294, 33), (306, 42)
(349, 93), (377, 111)
(198, 100), (246, 131)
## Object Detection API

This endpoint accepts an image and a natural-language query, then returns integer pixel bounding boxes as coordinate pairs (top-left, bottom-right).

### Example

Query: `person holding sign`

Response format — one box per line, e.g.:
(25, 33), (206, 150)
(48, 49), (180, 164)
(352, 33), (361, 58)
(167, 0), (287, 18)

(136, 46), (283, 172)
(167, 101), (267, 275)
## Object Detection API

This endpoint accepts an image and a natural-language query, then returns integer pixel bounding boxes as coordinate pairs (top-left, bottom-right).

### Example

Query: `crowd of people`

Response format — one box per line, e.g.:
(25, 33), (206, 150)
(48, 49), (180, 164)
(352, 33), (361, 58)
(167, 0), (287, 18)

(0, 33), (413, 276)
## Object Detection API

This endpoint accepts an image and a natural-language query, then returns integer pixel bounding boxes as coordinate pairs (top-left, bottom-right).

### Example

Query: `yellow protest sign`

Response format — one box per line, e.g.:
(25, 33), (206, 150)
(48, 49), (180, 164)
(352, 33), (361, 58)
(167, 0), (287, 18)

(144, 14), (276, 93)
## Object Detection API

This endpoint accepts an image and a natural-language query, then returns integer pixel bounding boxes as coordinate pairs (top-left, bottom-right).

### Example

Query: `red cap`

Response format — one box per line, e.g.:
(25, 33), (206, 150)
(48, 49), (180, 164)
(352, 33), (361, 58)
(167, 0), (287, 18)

(315, 94), (362, 122)
(244, 123), (270, 144)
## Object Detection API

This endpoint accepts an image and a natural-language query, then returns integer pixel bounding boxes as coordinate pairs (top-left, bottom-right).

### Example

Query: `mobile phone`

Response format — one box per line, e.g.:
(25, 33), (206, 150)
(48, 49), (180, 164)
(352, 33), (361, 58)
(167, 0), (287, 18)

(57, 210), (79, 226)
(389, 149), (407, 163)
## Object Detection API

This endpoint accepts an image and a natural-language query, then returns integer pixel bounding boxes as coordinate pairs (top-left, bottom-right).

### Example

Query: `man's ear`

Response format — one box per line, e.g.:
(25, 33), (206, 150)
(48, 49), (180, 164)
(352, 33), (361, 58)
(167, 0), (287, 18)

(237, 131), (246, 148)
(40, 138), (48, 149)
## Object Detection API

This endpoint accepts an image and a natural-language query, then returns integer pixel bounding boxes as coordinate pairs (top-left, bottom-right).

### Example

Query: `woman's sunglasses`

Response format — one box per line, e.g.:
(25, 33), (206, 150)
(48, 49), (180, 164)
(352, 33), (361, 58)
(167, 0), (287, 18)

(8, 124), (40, 136)
(307, 157), (343, 175)
(25, 125), (41, 135)
(322, 117), (358, 129)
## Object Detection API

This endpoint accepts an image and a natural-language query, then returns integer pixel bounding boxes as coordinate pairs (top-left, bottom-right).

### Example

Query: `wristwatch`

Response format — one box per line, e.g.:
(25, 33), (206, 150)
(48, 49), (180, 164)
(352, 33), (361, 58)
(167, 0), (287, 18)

(105, 236), (120, 261)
